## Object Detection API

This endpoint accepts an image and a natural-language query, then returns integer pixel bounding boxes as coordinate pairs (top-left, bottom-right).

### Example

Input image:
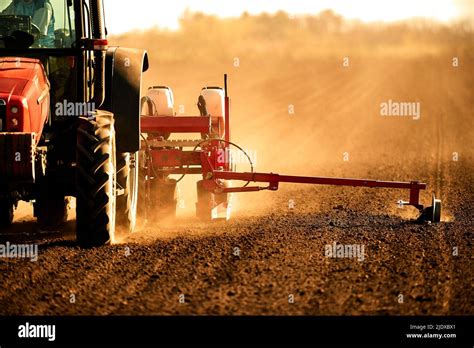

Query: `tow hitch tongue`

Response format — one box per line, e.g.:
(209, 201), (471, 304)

(139, 74), (442, 223)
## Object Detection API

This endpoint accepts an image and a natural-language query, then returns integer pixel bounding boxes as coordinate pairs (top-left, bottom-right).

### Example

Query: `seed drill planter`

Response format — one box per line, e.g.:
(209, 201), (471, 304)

(139, 75), (441, 223)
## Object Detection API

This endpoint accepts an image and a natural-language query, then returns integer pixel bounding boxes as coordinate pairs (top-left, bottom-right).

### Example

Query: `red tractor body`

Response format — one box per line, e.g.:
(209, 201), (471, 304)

(0, 57), (49, 184)
(0, 57), (49, 137)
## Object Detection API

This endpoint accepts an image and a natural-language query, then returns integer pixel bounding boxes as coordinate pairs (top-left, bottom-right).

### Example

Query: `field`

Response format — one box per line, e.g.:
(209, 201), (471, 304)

(0, 11), (473, 315)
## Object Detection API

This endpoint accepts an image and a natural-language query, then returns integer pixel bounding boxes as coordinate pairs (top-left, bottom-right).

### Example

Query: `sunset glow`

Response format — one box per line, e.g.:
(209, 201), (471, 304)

(104, 0), (470, 34)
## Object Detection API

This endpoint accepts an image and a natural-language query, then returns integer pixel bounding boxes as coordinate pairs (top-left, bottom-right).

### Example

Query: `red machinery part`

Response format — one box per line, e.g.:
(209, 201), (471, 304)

(141, 116), (210, 134)
(0, 132), (36, 183)
(0, 57), (50, 140)
(211, 171), (426, 209)
(224, 75), (230, 171)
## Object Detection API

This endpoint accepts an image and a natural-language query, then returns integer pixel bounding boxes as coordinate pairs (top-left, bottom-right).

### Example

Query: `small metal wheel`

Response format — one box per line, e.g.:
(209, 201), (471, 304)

(416, 193), (442, 223)
(431, 193), (442, 223)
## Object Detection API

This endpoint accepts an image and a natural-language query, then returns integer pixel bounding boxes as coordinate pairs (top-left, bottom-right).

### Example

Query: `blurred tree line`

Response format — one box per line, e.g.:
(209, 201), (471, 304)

(111, 9), (473, 63)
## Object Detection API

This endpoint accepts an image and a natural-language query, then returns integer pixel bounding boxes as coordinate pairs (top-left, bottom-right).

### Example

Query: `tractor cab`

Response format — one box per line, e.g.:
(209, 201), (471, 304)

(0, 0), (76, 49)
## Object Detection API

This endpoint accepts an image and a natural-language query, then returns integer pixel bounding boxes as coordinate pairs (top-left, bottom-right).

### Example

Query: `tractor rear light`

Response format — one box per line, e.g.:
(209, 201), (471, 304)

(6, 102), (24, 131)
(81, 38), (109, 51)
(93, 39), (108, 48)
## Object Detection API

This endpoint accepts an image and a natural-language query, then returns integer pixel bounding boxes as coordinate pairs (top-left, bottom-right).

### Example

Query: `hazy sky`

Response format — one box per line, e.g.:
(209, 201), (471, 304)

(104, 0), (473, 34)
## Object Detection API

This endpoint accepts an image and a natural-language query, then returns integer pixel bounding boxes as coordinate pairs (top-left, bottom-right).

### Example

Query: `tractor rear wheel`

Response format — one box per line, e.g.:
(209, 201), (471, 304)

(116, 152), (139, 234)
(76, 111), (116, 247)
(0, 198), (14, 227)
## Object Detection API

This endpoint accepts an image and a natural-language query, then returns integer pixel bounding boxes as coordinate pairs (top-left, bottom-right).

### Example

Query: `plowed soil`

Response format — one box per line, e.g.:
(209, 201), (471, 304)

(0, 45), (472, 315)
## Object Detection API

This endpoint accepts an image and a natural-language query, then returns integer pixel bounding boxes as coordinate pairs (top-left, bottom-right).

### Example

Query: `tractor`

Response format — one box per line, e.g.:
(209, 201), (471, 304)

(0, 0), (148, 247)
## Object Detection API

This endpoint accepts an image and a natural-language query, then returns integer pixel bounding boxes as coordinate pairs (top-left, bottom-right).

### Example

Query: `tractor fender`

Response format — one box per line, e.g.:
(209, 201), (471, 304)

(104, 47), (149, 152)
